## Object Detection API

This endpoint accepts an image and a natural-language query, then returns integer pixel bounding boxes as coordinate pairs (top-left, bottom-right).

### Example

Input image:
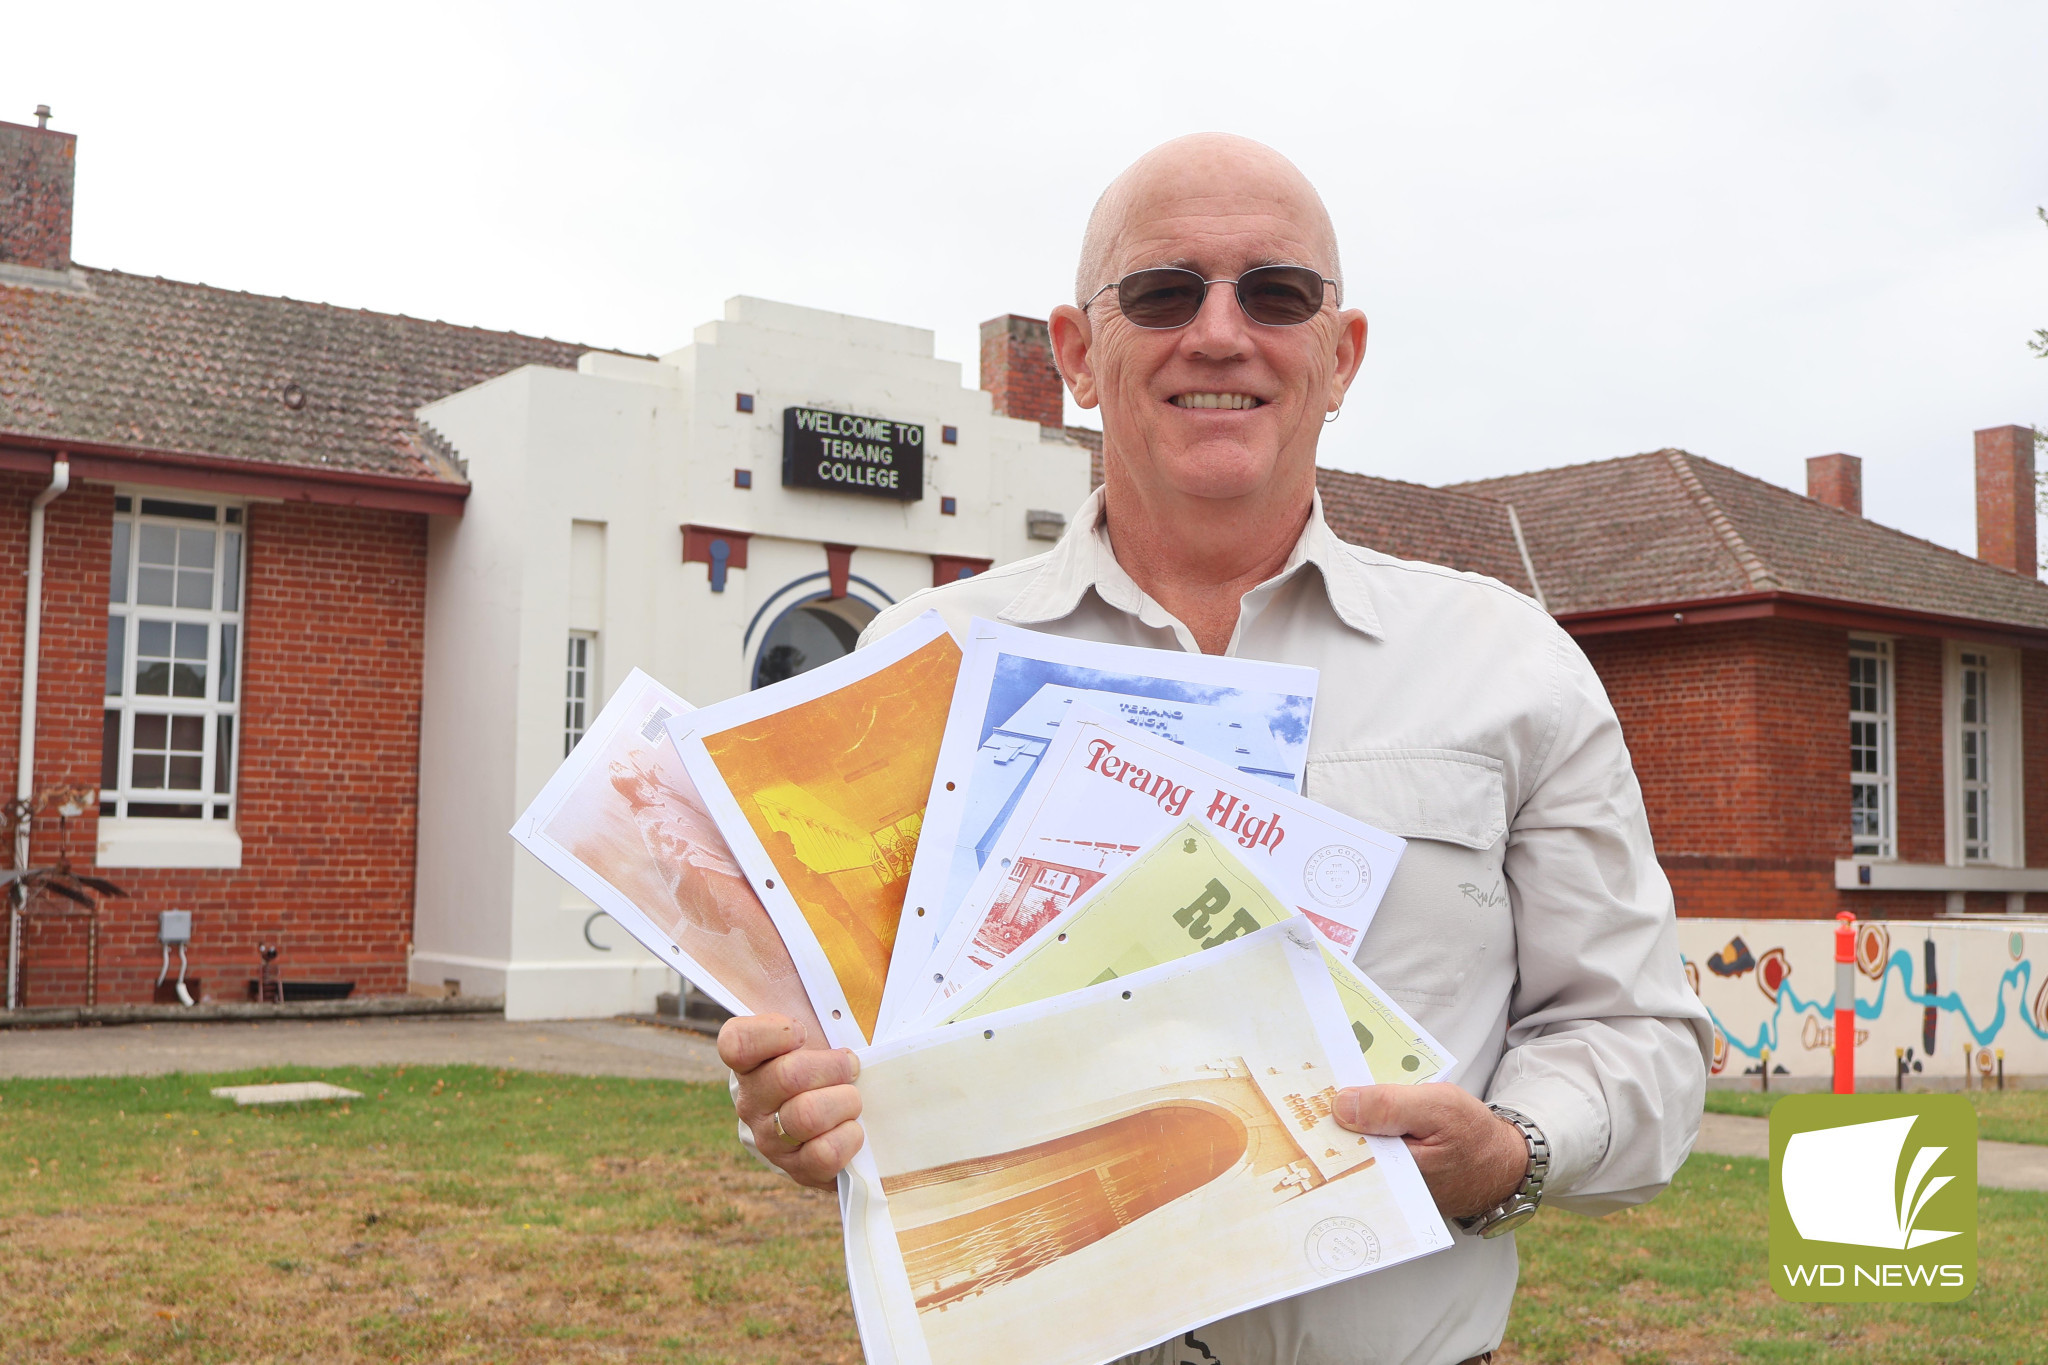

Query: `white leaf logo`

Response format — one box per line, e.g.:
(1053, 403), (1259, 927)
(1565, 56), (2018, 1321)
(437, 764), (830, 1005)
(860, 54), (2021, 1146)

(1782, 1115), (1961, 1250)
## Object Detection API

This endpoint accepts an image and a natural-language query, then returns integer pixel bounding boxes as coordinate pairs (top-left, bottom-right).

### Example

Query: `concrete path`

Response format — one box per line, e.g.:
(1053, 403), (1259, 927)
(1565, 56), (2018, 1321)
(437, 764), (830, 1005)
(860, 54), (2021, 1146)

(0, 1015), (728, 1083)
(1693, 1111), (2048, 1192)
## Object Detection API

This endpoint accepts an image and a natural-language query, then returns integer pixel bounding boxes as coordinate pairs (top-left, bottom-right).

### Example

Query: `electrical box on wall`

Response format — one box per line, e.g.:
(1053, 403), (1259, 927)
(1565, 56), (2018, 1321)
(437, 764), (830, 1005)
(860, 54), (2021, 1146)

(156, 910), (197, 1005)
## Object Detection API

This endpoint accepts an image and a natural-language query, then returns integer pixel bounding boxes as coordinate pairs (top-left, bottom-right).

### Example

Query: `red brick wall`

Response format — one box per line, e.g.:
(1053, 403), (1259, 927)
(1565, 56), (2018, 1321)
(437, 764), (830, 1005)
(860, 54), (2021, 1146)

(4, 470), (426, 1006)
(979, 315), (1064, 427)
(0, 119), (77, 272)
(1804, 453), (1862, 515)
(1580, 619), (1948, 920)
(0, 472), (27, 796)
(1973, 425), (2037, 575)
(9, 476), (117, 1006)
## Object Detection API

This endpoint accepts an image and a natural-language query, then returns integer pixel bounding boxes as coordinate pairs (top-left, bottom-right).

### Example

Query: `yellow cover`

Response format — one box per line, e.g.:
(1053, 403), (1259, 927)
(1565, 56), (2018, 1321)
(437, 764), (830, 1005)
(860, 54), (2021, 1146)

(946, 820), (1447, 1084)
(697, 632), (960, 1041)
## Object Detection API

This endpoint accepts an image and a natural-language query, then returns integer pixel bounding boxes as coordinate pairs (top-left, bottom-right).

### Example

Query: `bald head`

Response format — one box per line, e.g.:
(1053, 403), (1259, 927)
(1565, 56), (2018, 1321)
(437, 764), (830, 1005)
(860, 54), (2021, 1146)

(1075, 134), (1342, 304)
(1046, 131), (1367, 583)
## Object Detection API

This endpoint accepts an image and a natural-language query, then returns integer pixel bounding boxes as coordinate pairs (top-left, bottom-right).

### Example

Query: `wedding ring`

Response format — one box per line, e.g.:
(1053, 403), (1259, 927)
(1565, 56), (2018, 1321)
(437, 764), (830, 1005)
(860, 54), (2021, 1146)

(772, 1108), (802, 1149)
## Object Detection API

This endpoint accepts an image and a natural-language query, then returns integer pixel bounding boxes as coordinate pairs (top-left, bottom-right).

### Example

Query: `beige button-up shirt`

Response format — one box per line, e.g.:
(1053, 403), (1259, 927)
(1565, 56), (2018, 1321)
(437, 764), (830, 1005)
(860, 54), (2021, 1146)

(858, 486), (1712, 1365)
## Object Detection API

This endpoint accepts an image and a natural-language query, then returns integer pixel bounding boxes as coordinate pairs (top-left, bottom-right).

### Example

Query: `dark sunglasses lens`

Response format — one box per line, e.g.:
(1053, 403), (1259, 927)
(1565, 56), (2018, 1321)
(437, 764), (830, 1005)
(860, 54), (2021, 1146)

(1236, 266), (1327, 325)
(1117, 269), (1208, 328)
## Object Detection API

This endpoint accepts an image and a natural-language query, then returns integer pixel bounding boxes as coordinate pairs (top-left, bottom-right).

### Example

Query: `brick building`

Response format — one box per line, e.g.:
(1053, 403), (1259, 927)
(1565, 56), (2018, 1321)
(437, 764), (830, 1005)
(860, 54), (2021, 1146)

(1315, 437), (2048, 919)
(1, 112), (1088, 1015)
(7, 107), (2038, 1017)
(2, 111), (593, 1009)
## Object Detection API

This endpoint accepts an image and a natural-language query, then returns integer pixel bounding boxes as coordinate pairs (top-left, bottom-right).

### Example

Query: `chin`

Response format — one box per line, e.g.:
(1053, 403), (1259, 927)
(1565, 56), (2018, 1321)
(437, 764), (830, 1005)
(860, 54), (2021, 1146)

(1156, 443), (1284, 500)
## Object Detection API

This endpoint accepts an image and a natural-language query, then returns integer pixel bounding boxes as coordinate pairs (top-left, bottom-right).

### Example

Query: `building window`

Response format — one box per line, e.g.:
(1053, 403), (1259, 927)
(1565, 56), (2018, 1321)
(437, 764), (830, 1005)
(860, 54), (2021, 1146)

(565, 632), (594, 756)
(1958, 651), (1992, 862)
(1848, 637), (1893, 859)
(1945, 643), (2020, 869)
(102, 497), (244, 821)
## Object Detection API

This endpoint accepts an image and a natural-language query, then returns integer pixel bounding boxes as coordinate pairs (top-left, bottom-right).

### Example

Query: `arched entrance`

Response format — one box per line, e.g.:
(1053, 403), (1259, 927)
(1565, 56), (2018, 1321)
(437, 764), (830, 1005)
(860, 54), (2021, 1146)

(752, 593), (880, 689)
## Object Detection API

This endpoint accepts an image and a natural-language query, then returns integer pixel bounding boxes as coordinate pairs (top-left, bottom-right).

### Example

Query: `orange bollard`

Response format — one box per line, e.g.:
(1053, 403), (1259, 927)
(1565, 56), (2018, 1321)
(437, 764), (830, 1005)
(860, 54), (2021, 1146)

(1833, 912), (1856, 1095)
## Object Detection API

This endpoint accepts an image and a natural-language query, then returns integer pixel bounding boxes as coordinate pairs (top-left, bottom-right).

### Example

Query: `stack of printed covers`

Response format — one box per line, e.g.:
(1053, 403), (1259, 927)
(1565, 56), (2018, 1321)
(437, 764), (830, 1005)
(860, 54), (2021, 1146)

(511, 612), (1457, 1365)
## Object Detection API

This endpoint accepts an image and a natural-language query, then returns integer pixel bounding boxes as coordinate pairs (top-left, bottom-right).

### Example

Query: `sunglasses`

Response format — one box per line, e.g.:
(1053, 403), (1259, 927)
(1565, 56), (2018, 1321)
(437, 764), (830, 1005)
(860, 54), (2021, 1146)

(1084, 264), (1338, 330)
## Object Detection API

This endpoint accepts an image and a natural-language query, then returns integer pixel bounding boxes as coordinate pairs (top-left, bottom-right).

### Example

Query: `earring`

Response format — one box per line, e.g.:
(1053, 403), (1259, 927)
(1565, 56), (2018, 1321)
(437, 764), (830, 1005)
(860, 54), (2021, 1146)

(1323, 407), (1342, 425)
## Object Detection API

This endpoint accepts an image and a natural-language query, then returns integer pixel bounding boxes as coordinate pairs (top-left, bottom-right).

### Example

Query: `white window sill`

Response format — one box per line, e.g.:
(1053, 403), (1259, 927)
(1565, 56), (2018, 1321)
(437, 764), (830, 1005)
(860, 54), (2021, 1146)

(1834, 859), (2048, 893)
(97, 817), (243, 870)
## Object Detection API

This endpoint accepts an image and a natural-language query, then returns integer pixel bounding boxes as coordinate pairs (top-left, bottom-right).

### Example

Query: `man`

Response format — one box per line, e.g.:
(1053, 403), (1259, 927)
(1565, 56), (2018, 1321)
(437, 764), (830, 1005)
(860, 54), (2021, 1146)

(719, 133), (1712, 1365)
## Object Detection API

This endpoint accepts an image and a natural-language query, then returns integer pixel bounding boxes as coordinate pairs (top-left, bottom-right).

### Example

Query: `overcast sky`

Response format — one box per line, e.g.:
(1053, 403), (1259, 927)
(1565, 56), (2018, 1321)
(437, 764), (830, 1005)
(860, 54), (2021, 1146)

(10, 2), (2046, 559)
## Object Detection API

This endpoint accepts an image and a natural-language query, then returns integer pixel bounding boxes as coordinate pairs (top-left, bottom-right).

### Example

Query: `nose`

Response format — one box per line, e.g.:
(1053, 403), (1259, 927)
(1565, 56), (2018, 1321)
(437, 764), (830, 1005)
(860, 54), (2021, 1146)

(1177, 278), (1251, 362)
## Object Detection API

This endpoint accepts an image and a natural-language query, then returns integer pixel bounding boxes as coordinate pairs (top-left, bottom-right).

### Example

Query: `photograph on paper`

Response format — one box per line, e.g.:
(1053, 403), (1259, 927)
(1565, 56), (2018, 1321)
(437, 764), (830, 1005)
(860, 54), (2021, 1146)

(946, 819), (1451, 1084)
(900, 704), (1404, 1029)
(509, 668), (824, 1041)
(670, 611), (961, 1046)
(879, 619), (1316, 1037)
(846, 924), (1451, 1365)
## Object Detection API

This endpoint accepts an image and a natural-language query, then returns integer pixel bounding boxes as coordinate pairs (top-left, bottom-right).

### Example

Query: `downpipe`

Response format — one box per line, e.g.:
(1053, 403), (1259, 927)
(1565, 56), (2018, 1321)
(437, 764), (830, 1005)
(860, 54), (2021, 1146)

(9, 456), (69, 1011)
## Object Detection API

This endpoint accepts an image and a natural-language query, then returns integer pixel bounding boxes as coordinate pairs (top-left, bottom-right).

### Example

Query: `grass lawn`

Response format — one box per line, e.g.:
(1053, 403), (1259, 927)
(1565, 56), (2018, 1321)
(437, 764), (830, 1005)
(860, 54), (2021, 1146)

(1703, 1087), (2048, 1145)
(0, 1065), (853, 1364)
(4, 1066), (2043, 1364)
(1503, 1157), (2048, 1364)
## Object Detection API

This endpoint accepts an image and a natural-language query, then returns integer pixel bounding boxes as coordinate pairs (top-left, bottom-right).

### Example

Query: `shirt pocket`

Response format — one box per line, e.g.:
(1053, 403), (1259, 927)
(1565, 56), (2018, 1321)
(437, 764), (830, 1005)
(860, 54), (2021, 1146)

(1306, 750), (1513, 1011)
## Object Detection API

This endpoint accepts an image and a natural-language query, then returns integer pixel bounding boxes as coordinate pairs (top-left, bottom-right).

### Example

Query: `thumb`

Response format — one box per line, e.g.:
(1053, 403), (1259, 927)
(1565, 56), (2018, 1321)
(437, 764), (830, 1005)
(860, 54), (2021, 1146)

(1333, 1084), (1417, 1136)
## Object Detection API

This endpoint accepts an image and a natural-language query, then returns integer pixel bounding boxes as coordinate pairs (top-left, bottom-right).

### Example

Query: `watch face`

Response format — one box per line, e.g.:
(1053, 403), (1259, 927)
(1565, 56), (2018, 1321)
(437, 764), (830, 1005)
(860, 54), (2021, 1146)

(1481, 1201), (1540, 1238)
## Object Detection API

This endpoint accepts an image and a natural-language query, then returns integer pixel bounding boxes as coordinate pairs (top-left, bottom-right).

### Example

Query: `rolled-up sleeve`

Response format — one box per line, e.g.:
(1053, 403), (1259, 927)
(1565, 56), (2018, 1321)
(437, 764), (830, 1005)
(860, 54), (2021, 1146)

(1486, 632), (1713, 1216)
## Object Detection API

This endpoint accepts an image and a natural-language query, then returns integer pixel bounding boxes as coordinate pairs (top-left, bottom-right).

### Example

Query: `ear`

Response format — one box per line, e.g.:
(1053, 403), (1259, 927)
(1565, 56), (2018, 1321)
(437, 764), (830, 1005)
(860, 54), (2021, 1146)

(1048, 304), (1100, 410)
(1328, 308), (1368, 412)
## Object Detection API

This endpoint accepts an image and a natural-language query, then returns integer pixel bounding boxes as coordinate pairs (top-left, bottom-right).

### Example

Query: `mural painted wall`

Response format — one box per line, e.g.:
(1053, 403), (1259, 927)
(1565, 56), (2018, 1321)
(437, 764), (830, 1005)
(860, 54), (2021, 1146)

(1676, 919), (2048, 1082)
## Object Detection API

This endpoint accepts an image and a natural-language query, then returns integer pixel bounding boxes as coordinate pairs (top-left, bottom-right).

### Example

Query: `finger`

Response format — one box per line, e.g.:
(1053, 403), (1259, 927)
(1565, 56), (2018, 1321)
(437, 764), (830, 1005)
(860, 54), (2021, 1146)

(787, 1119), (866, 1188)
(768, 1082), (863, 1149)
(735, 1047), (860, 1122)
(1334, 1082), (1475, 1137)
(719, 1014), (807, 1074)
(1333, 1084), (1421, 1135)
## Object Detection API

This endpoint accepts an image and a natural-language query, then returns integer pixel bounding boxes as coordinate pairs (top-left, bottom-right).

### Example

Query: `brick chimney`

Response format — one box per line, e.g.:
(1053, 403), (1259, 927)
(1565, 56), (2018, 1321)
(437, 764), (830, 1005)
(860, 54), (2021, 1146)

(1, 107), (75, 273)
(1975, 424), (2038, 576)
(1806, 453), (1862, 515)
(980, 315), (1064, 427)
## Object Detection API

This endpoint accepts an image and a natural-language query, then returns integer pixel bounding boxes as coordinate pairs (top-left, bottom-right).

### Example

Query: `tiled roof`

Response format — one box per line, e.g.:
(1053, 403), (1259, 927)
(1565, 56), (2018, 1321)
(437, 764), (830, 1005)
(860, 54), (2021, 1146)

(1315, 466), (1535, 596)
(0, 266), (601, 482)
(1081, 455), (1540, 598)
(1455, 450), (2048, 631)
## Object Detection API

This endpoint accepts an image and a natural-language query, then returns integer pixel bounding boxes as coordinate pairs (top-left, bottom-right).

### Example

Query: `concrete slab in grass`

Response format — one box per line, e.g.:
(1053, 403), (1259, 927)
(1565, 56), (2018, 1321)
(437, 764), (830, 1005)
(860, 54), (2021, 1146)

(210, 1081), (364, 1106)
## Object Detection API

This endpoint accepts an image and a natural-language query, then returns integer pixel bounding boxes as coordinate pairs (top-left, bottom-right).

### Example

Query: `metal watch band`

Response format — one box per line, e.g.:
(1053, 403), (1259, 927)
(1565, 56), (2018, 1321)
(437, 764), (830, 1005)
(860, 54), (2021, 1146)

(1453, 1103), (1550, 1239)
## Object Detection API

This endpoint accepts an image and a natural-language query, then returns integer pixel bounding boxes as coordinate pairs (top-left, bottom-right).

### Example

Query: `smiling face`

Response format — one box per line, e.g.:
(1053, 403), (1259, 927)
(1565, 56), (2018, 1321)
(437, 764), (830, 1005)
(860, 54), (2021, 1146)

(1051, 136), (1366, 508)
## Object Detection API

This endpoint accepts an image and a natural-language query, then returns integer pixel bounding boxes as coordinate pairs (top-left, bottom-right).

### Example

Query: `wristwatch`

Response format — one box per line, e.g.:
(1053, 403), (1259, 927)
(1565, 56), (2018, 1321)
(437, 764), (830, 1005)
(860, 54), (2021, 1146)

(1453, 1103), (1549, 1239)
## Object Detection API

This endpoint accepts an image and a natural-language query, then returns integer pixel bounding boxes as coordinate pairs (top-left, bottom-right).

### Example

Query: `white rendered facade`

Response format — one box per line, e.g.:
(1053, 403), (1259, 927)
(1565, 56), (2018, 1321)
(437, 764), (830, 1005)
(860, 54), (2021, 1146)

(409, 297), (1093, 1019)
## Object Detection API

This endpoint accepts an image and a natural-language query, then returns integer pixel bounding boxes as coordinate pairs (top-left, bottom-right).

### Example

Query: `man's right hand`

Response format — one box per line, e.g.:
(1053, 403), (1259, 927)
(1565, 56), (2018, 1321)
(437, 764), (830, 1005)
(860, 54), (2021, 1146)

(719, 1013), (865, 1191)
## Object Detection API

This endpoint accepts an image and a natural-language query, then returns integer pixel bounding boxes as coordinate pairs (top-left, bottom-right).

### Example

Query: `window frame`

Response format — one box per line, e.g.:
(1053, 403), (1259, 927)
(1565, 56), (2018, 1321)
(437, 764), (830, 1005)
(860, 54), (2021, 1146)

(101, 492), (246, 826)
(1848, 635), (1896, 861)
(1943, 641), (2023, 868)
(565, 630), (596, 756)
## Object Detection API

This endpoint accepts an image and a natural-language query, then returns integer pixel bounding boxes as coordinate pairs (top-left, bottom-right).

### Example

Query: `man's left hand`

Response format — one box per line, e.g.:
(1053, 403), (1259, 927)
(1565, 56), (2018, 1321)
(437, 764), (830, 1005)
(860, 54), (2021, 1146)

(1334, 1084), (1529, 1220)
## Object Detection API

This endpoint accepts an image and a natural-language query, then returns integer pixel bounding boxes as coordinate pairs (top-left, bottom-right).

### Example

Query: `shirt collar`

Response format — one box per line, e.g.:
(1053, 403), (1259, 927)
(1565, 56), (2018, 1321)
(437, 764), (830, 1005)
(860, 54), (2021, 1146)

(999, 484), (1384, 642)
